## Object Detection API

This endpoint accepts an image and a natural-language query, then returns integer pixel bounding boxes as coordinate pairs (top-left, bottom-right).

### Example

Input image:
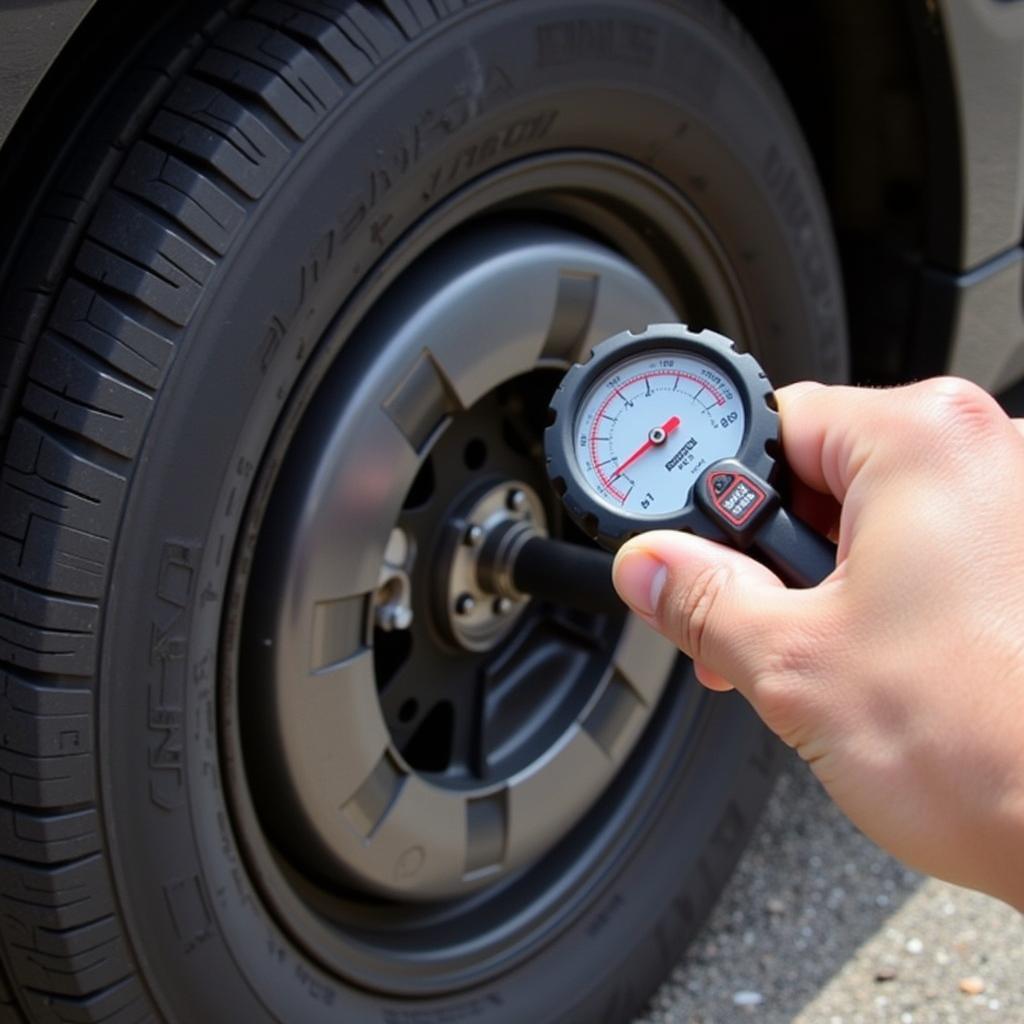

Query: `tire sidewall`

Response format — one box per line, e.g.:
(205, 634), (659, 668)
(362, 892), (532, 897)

(100, 2), (844, 1020)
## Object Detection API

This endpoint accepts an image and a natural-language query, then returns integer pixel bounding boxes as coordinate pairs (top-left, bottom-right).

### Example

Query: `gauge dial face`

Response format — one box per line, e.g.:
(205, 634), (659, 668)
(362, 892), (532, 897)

(572, 349), (746, 517)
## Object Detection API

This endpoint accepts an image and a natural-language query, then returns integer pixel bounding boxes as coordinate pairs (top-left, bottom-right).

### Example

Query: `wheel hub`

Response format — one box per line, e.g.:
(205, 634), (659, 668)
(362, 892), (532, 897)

(439, 480), (547, 652)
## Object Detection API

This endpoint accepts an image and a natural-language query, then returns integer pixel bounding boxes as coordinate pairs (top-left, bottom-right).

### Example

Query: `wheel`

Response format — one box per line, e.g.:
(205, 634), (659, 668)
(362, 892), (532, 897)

(0, 1), (846, 1021)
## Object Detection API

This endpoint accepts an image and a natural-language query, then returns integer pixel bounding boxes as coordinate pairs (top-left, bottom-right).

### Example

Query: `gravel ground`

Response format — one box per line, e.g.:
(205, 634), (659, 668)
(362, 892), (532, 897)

(633, 756), (1024, 1024)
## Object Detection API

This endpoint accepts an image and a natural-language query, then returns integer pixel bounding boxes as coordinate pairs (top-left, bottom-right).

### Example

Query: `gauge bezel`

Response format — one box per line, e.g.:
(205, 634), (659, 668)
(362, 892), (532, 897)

(545, 324), (780, 549)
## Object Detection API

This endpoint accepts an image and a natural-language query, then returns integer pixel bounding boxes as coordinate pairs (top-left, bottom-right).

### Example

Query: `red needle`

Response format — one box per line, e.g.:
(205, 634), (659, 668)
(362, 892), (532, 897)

(610, 415), (681, 480)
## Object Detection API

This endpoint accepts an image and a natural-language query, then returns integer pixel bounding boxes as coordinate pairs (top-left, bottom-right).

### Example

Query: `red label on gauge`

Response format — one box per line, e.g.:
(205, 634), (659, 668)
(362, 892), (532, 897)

(707, 471), (767, 526)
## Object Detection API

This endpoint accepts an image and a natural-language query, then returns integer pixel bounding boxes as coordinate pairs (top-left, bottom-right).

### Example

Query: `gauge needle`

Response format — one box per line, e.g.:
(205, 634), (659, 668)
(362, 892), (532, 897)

(610, 415), (681, 479)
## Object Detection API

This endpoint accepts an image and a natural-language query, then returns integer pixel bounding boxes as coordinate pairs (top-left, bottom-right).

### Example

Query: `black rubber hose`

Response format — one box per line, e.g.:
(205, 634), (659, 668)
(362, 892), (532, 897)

(510, 536), (622, 613)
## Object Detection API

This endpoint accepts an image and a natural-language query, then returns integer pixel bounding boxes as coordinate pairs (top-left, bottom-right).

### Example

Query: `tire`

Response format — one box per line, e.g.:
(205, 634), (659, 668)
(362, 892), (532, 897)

(0, 2), (846, 1022)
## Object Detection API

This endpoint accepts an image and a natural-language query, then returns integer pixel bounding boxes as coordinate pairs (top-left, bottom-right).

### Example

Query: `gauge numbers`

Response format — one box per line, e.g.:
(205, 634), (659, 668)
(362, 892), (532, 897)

(572, 350), (746, 517)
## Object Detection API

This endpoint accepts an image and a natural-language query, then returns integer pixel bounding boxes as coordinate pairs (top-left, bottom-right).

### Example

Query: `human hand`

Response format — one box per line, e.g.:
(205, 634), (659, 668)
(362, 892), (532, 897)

(612, 378), (1024, 909)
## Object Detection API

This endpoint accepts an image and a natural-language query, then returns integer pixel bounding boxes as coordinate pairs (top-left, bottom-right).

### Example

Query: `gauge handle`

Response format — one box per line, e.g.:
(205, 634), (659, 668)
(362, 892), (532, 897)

(748, 505), (837, 588)
(695, 459), (836, 588)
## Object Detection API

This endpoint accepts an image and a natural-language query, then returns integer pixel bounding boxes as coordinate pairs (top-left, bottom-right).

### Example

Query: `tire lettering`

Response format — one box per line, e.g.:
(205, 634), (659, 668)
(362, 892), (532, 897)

(148, 541), (200, 811)
(585, 889), (625, 938)
(335, 66), (516, 251)
(295, 961), (337, 1006)
(420, 109), (559, 204)
(381, 992), (504, 1023)
(266, 64), (518, 357)
(163, 874), (215, 954)
(763, 143), (842, 360)
(535, 19), (659, 68)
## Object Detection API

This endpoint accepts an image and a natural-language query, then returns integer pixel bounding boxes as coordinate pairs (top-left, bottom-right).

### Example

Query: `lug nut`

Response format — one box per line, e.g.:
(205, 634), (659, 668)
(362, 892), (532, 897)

(506, 488), (527, 512)
(463, 524), (484, 547)
(493, 596), (513, 615)
(455, 592), (476, 616)
(376, 604), (413, 631)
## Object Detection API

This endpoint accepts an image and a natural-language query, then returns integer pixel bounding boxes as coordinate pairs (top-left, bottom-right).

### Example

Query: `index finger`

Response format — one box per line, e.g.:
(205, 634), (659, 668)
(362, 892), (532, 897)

(776, 377), (1019, 506)
(774, 382), (899, 502)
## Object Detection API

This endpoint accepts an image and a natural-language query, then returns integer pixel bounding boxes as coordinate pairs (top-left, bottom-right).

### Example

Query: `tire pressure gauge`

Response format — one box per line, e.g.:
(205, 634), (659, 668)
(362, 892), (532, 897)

(545, 324), (836, 588)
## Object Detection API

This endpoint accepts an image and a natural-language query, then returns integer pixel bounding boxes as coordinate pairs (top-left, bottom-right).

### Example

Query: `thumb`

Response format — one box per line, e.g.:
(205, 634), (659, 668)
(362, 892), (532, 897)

(612, 530), (819, 694)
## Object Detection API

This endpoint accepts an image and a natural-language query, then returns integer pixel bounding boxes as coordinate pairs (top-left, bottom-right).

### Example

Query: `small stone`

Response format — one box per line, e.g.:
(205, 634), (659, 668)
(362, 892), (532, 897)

(732, 991), (763, 1008)
(900, 1013), (914, 1024)
(766, 897), (786, 914)
(874, 966), (898, 983)
(905, 937), (924, 955)
(959, 977), (986, 995)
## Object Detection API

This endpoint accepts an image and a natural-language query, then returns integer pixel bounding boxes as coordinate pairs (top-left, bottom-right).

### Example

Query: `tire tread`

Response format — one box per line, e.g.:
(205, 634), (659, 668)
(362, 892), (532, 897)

(0, 1), (420, 1019)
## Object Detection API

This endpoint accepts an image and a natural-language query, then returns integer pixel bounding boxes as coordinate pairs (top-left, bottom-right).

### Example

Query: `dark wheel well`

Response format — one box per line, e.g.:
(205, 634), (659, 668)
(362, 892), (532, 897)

(724, 0), (961, 382)
(0, 0), (202, 277)
(0, 0), (224, 434)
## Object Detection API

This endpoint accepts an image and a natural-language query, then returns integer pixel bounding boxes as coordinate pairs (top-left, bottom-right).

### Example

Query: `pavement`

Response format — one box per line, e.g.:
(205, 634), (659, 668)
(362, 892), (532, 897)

(632, 755), (1024, 1024)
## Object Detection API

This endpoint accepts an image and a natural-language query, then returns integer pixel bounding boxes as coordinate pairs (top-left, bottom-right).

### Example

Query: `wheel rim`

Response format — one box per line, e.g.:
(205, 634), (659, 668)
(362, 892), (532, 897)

(240, 223), (678, 900)
(221, 152), (752, 995)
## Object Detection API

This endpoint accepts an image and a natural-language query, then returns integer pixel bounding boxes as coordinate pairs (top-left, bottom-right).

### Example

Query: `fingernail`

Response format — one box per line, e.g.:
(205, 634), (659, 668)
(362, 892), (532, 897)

(613, 550), (668, 617)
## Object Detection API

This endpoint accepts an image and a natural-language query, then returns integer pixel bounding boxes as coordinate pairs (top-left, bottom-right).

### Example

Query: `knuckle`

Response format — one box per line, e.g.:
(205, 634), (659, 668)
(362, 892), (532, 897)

(749, 678), (805, 743)
(744, 609), (842, 741)
(920, 375), (988, 404)
(672, 563), (732, 661)
(914, 377), (1001, 435)
(754, 634), (818, 690)
(747, 640), (819, 738)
